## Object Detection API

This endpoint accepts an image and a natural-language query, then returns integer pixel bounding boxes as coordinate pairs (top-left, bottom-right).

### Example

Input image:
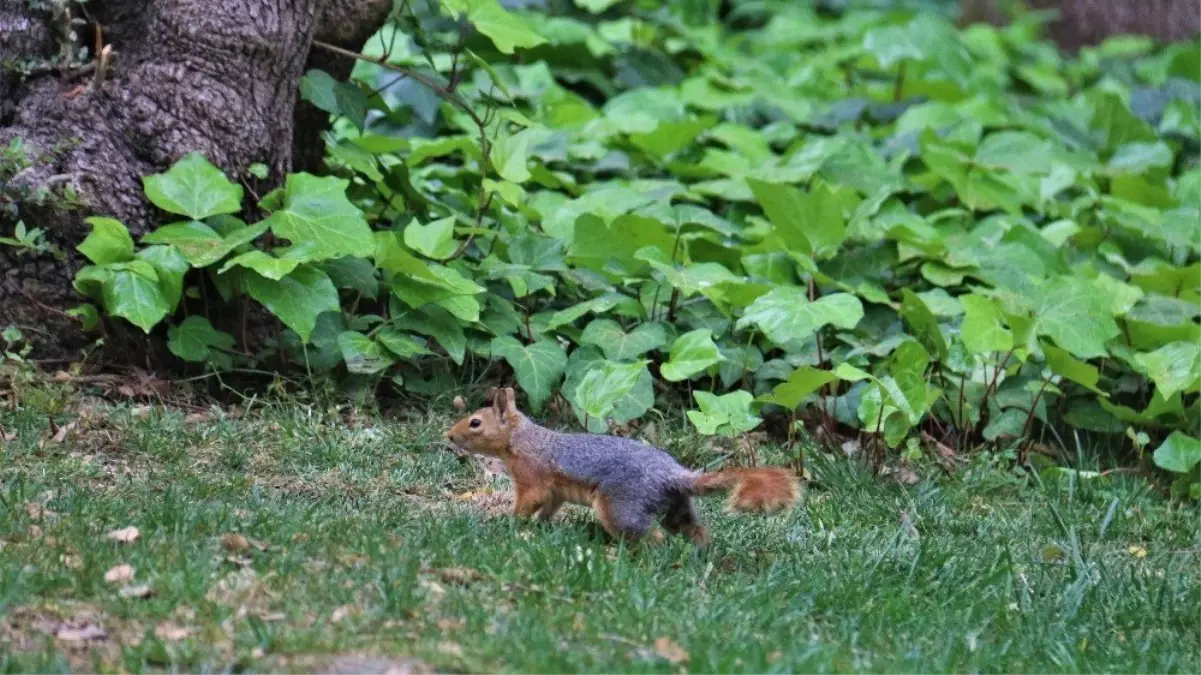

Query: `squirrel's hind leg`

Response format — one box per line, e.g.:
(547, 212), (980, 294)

(593, 495), (655, 544)
(661, 496), (711, 549)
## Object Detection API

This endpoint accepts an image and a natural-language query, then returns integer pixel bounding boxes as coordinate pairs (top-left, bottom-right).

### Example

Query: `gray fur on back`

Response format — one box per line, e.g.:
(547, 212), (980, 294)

(512, 415), (697, 507)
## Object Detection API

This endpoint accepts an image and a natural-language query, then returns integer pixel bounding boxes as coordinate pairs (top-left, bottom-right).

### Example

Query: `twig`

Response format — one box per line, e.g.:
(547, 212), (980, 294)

(311, 40), (494, 255)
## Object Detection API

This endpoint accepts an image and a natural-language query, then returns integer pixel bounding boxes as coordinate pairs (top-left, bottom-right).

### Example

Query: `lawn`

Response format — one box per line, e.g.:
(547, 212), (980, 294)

(0, 396), (1198, 673)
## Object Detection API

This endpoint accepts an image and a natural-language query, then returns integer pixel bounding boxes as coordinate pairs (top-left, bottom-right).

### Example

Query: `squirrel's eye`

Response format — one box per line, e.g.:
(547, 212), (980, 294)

(469, 419), (482, 429)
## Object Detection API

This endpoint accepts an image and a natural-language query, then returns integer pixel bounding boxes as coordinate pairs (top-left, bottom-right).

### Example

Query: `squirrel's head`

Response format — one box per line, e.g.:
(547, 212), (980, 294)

(446, 386), (519, 456)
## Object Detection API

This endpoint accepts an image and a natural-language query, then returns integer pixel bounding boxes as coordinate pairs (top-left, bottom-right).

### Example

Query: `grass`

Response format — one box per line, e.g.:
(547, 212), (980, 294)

(0, 394), (1198, 674)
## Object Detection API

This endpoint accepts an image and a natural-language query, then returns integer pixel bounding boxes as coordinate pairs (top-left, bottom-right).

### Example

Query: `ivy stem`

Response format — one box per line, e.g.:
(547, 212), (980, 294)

(1018, 376), (1054, 466)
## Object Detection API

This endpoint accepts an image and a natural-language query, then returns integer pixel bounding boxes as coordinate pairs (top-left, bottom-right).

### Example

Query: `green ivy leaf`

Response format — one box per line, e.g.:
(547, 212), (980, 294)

(103, 263), (170, 333)
(142, 220), (268, 267)
(546, 293), (642, 329)
(1134, 341), (1201, 400)
(245, 266), (340, 343)
(660, 329), (722, 382)
(218, 250), (301, 280)
(563, 347), (655, 432)
(403, 217), (457, 260)
(1043, 342), (1103, 394)
(393, 306), (467, 365)
(490, 336), (567, 412)
(1152, 431), (1201, 474)
(136, 244), (190, 312)
(757, 365), (837, 410)
(974, 131), (1053, 174)
(376, 327), (432, 359)
(960, 294), (1013, 355)
(899, 289), (948, 360)
(579, 319), (667, 361)
(862, 14), (971, 86)
(167, 315), (234, 362)
(575, 359), (649, 421)
(78, 217), (134, 265)
(736, 289), (864, 348)
(1034, 276), (1120, 359)
(143, 152), (243, 220)
(337, 331), (395, 374)
(440, 0), (547, 54)
(299, 69), (368, 130)
(747, 178), (846, 259)
(490, 127), (536, 183)
(67, 304), (101, 332)
(263, 173), (375, 262)
(687, 390), (762, 437)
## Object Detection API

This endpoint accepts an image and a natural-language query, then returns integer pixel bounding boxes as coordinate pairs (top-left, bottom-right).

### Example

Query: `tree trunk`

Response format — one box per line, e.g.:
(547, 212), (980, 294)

(0, 0), (389, 360)
(960, 0), (1200, 50)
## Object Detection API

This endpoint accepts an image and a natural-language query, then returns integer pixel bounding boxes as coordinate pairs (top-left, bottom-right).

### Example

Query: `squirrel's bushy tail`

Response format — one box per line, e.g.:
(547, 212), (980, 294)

(690, 468), (799, 513)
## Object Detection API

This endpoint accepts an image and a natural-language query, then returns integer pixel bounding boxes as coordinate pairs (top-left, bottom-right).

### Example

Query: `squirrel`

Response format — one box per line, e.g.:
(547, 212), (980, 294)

(445, 387), (799, 547)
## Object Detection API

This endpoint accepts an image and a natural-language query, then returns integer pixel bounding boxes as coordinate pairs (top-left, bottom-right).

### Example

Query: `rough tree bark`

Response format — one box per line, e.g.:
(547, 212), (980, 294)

(960, 0), (1200, 50)
(0, 0), (389, 361)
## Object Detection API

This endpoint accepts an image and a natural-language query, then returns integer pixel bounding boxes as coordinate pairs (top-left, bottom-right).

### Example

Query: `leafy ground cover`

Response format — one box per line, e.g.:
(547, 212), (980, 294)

(34, 0), (1200, 495)
(1, 396), (1197, 673)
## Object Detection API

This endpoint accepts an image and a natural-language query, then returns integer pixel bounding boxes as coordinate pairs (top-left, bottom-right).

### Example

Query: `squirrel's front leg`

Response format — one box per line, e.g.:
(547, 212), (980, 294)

(536, 494), (564, 521)
(512, 484), (547, 518)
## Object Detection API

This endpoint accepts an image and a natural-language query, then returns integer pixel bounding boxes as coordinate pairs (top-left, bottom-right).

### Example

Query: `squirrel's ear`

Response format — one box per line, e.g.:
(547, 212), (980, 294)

(502, 387), (518, 420)
(491, 387), (508, 415)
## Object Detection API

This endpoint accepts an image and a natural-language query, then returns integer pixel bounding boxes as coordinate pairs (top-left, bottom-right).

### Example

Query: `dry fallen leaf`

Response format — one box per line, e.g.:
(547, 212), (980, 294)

(60, 553), (83, 569)
(437, 642), (464, 657)
(104, 564), (135, 584)
(654, 637), (689, 664)
(107, 526), (140, 543)
(453, 395), (466, 410)
(56, 624), (108, 642)
(155, 623), (191, 641)
(434, 567), (482, 585)
(50, 421), (75, 444)
(221, 533), (250, 552)
(1128, 545), (1148, 558)
(331, 605), (355, 623)
(895, 467), (920, 485)
(119, 583), (154, 599)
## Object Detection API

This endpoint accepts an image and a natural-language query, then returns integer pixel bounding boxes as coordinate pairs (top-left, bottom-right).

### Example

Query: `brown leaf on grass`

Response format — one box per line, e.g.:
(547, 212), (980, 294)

(60, 553), (83, 569)
(50, 421), (75, 444)
(155, 623), (191, 641)
(432, 567), (482, 585)
(221, 534), (250, 552)
(436, 642), (464, 657)
(25, 502), (57, 520)
(654, 637), (689, 664)
(331, 605), (356, 623)
(118, 584), (154, 599)
(55, 623), (108, 642)
(452, 395), (466, 410)
(106, 526), (140, 543)
(895, 466), (920, 485)
(104, 564), (135, 584)
(0, 424), (16, 442)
